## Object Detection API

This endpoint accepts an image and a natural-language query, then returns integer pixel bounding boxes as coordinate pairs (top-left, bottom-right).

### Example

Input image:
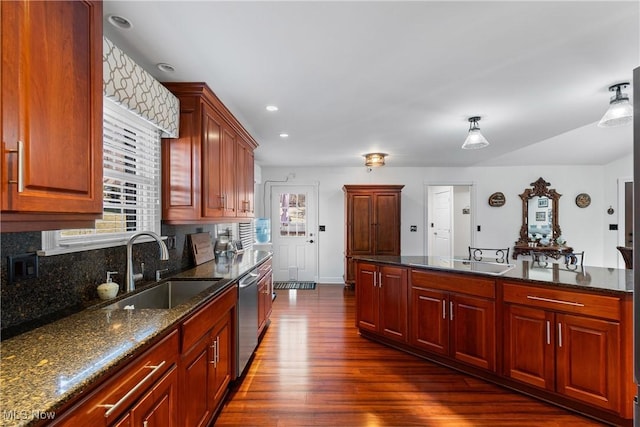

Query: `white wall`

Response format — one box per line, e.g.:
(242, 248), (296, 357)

(258, 156), (632, 283)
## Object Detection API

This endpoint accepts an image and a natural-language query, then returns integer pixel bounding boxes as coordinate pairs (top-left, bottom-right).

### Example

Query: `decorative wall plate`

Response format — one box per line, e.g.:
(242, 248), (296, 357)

(575, 193), (591, 208)
(488, 192), (506, 207)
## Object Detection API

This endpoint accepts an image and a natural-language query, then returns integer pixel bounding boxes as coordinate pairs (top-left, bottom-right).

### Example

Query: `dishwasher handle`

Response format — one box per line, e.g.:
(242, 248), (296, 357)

(239, 272), (259, 288)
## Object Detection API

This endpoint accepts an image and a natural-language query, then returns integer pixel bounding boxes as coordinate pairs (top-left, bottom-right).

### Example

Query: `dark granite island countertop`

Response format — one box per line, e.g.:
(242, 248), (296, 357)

(353, 255), (632, 295)
(0, 250), (272, 427)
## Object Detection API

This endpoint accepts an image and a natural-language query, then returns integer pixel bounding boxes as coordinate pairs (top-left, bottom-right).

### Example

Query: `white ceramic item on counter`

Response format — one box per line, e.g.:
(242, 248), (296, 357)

(97, 271), (119, 300)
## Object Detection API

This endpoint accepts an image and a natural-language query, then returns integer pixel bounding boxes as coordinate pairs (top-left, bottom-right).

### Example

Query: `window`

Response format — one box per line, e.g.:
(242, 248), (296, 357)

(41, 99), (161, 255)
(279, 192), (306, 237)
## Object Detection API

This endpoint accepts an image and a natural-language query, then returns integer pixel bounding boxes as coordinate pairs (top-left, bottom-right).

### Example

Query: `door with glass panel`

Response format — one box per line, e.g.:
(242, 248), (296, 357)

(270, 185), (318, 282)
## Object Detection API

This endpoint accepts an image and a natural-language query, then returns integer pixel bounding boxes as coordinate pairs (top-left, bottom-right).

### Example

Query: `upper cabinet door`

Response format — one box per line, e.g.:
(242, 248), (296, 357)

(374, 192), (401, 255)
(201, 102), (225, 218)
(1, 1), (103, 218)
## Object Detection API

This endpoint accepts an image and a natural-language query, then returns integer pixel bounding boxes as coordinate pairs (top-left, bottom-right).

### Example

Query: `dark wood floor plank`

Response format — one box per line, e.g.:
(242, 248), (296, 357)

(215, 285), (604, 426)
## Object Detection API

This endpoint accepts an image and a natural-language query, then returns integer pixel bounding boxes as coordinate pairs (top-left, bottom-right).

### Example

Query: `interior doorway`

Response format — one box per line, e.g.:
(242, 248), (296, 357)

(426, 184), (473, 258)
(269, 184), (319, 282)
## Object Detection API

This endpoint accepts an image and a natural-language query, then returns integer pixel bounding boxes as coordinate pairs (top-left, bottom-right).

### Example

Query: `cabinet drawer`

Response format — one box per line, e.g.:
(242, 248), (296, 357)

(53, 330), (178, 426)
(181, 284), (237, 353)
(411, 269), (495, 299)
(258, 258), (272, 278)
(502, 282), (620, 320)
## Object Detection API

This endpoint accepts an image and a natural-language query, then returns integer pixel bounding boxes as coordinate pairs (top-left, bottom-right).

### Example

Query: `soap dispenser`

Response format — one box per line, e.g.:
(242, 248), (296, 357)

(97, 271), (119, 300)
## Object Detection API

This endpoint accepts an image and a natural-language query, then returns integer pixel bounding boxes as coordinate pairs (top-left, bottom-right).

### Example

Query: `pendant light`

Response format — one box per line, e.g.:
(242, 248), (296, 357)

(461, 116), (489, 150)
(598, 82), (633, 128)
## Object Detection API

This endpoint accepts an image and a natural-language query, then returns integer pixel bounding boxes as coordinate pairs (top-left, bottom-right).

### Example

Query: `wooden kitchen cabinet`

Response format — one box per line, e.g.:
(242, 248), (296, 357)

(179, 284), (236, 426)
(258, 258), (273, 336)
(1, 0), (103, 231)
(410, 270), (496, 371)
(502, 282), (622, 412)
(129, 366), (178, 427)
(343, 185), (403, 286)
(162, 82), (258, 223)
(52, 330), (179, 427)
(356, 261), (408, 343)
(237, 140), (255, 217)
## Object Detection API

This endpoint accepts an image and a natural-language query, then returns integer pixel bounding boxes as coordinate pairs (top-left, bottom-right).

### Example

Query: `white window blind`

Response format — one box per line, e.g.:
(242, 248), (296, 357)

(40, 99), (162, 255)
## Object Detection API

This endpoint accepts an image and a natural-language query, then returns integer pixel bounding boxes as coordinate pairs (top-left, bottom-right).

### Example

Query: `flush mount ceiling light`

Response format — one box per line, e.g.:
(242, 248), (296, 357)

(364, 153), (387, 167)
(461, 116), (489, 150)
(279, 133), (289, 138)
(266, 105), (279, 112)
(598, 82), (633, 128)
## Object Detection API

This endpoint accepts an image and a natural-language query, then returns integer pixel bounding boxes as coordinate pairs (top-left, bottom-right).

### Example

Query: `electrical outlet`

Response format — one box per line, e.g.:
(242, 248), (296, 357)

(166, 235), (177, 249)
(7, 253), (39, 284)
(410, 225), (417, 232)
(319, 225), (326, 232)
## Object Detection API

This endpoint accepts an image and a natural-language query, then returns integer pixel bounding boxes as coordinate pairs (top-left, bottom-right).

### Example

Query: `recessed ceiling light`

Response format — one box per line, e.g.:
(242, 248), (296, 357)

(107, 14), (132, 30)
(279, 133), (289, 138)
(266, 105), (279, 112)
(157, 63), (175, 73)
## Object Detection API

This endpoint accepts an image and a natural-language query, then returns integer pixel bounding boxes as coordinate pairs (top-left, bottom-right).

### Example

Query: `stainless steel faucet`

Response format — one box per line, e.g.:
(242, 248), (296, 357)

(126, 231), (170, 292)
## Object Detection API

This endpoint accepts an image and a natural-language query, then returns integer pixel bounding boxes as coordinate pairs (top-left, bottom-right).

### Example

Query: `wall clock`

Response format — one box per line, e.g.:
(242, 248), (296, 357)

(488, 192), (506, 207)
(575, 193), (591, 208)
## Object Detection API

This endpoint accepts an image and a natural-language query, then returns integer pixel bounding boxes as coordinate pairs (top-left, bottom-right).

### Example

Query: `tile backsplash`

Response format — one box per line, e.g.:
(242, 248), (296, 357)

(0, 223), (241, 339)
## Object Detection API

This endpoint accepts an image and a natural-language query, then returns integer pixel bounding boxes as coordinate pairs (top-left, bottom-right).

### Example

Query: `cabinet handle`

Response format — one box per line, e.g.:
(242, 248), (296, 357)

(546, 320), (551, 345)
(101, 361), (166, 418)
(7, 140), (24, 192)
(143, 422), (148, 427)
(210, 341), (218, 366)
(442, 299), (446, 319)
(378, 272), (382, 288)
(373, 272), (377, 288)
(449, 301), (454, 320)
(557, 323), (563, 348)
(216, 336), (220, 364)
(526, 295), (584, 307)
(219, 194), (226, 210)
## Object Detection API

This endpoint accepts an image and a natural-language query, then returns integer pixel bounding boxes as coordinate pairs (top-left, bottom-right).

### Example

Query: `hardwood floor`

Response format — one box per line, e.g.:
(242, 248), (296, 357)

(215, 285), (605, 426)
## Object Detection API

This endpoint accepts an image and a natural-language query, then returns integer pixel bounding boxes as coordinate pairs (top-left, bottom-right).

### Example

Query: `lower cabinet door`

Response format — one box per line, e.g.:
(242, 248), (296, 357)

(410, 287), (449, 355)
(503, 304), (555, 390)
(378, 266), (408, 342)
(181, 335), (213, 427)
(210, 313), (233, 406)
(356, 262), (378, 331)
(129, 365), (178, 427)
(556, 313), (620, 411)
(450, 294), (495, 371)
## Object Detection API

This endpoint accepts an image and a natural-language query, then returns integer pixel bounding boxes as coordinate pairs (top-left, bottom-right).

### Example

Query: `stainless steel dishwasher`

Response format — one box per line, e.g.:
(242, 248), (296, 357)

(237, 269), (259, 377)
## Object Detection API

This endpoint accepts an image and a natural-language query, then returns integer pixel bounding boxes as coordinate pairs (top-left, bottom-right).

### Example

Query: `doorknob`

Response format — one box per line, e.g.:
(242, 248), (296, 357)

(307, 239), (314, 243)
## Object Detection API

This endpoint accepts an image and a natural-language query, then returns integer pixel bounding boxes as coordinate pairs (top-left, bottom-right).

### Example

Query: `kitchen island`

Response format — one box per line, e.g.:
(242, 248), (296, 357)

(0, 250), (271, 427)
(354, 255), (634, 426)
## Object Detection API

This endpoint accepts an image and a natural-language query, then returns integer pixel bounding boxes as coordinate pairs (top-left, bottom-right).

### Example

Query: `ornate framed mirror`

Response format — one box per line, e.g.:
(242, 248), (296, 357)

(517, 177), (562, 246)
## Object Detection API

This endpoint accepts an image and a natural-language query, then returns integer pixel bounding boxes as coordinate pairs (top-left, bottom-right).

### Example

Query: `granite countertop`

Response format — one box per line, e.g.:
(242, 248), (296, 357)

(353, 255), (633, 294)
(0, 250), (272, 427)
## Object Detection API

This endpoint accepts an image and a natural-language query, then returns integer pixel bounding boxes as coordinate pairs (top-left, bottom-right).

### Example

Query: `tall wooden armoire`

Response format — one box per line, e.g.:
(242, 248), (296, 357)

(343, 185), (404, 287)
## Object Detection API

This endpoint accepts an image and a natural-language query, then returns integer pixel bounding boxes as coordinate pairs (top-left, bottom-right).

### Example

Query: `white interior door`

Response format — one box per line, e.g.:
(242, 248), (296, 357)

(270, 185), (318, 282)
(430, 186), (453, 258)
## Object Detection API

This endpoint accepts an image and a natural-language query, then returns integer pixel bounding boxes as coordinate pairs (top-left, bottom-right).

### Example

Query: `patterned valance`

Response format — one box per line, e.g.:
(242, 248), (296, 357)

(103, 37), (179, 138)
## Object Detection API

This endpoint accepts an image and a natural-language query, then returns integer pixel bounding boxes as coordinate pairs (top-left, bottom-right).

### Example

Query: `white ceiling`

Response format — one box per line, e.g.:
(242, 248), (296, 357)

(103, 1), (639, 168)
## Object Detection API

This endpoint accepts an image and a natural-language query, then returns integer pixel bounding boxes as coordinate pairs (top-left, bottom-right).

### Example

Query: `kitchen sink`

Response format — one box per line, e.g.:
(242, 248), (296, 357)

(103, 280), (219, 310)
